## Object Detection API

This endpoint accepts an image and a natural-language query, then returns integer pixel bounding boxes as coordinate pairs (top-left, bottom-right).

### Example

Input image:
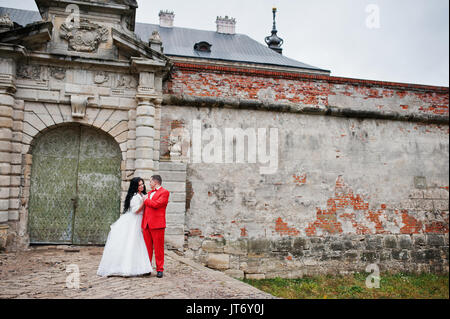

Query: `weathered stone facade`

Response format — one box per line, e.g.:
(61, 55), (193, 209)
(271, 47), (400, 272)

(0, 0), (183, 250)
(0, 1), (448, 279)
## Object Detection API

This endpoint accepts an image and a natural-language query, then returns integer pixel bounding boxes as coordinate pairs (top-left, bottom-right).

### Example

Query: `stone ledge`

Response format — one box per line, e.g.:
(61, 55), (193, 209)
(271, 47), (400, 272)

(163, 94), (449, 125)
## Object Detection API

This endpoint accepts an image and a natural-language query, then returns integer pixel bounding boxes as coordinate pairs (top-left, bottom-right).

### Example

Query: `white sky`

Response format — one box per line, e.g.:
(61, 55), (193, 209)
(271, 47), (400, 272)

(1, 0), (449, 86)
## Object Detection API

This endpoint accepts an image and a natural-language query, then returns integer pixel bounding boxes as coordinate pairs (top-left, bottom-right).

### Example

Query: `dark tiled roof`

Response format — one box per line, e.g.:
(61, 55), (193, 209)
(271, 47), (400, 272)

(135, 23), (328, 72)
(0, 7), (41, 27)
(1, 7), (328, 72)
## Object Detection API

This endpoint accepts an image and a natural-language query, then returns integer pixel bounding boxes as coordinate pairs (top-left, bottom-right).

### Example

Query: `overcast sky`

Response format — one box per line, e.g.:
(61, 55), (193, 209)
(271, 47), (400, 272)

(1, 0), (448, 86)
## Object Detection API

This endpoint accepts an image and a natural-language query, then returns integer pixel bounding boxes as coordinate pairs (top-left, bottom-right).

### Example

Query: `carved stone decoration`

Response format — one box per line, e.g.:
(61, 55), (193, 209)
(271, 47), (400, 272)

(94, 71), (109, 84)
(150, 30), (162, 43)
(16, 64), (41, 80)
(116, 75), (137, 89)
(168, 134), (182, 159)
(50, 67), (66, 80)
(0, 14), (14, 32)
(70, 95), (88, 118)
(168, 127), (191, 162)
(60, 19), (109, 52)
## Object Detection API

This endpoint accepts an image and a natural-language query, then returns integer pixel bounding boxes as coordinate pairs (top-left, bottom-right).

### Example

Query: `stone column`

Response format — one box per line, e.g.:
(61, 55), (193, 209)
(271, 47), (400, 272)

(131, 56), (168, 182)
(134, 95), (155, 181)
(153, 98), (162, 172)
(0, 57), (16, 226)
(153, 73), (163, 173)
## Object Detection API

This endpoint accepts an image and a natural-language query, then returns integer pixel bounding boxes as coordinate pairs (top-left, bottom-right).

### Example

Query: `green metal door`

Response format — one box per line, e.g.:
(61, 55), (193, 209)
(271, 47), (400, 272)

(28, 125), (122, 245)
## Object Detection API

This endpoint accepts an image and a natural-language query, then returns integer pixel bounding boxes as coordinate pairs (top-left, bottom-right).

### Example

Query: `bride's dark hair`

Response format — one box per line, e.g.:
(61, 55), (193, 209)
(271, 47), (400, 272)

(123, 177), (147, 213)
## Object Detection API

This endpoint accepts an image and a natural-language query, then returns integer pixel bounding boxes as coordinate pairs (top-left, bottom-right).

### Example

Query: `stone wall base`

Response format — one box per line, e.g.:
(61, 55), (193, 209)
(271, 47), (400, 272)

(0, 224), (8, 251)
(184, 234), (449, 279)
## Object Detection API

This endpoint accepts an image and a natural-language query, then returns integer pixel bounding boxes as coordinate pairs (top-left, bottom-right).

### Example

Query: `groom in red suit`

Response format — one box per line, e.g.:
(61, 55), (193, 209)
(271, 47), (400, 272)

(142, 175), (170, 278)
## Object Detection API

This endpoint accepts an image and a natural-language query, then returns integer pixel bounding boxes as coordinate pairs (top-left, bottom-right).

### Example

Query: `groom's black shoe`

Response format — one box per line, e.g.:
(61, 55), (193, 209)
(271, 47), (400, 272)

(156, 271), (163, 278)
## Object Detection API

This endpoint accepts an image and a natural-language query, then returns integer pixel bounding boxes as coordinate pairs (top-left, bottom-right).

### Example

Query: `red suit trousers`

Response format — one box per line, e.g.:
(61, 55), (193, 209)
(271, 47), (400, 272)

(142, 227), (165, 272)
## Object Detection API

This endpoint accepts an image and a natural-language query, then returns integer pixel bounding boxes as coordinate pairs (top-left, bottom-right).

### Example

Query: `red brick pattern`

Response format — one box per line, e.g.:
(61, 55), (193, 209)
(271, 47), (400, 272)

(305, 176), (449, 237)
(293, 174), (307, 185)
(167, 63), (449, 116)
(275, 217), (300, 236)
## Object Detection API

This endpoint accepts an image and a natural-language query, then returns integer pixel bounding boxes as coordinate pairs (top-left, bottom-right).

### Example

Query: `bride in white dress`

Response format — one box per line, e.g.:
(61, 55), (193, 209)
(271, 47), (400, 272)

(97, 177), (153, 277)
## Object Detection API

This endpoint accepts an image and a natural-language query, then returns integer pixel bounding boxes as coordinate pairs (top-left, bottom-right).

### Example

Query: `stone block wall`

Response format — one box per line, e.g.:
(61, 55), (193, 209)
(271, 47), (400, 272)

(185, 234), (448, 279)
(158, 161), (186, 249)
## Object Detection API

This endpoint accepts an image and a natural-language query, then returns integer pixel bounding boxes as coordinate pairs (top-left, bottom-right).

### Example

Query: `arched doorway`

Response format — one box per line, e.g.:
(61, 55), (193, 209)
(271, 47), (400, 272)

(28, 124), (122, 245)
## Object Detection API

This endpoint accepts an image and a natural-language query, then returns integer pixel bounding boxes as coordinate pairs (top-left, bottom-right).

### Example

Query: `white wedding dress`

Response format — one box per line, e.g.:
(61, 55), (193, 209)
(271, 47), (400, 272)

(97, 193), (153, 277)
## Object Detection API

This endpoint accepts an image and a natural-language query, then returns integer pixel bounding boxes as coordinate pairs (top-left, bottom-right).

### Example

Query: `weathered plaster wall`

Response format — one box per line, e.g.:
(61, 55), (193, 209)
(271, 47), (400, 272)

(161, 104), (449, 278)
(161, 66), (449, 278)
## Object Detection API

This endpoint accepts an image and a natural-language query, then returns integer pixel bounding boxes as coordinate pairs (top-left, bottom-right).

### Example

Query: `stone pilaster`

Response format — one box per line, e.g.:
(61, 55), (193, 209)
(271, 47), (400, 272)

(134, 95), (155, 181)
(0, 57), (16, 225)
(153, 98), (162, 172)
(132, 55), (167, 181)
(9, 99), (23, 222)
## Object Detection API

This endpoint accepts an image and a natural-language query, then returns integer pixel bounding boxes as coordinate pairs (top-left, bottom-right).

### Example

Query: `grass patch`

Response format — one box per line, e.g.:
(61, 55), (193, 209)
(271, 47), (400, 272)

(242, 272), (449, 299)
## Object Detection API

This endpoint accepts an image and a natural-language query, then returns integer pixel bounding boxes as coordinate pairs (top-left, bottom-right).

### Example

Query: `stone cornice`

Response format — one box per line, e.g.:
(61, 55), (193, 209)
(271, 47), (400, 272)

(0, 21), (52, 49)
(0, 43), (28, 59)
(163, 94), (449, 125)
(169, 56), (330, 76)
(111, 28), (170, 66)
(0, 44), (27, 93)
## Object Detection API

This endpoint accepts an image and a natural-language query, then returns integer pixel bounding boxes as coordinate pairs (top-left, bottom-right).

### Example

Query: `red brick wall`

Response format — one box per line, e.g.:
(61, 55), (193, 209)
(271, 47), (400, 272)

(166, 63), (449, 117)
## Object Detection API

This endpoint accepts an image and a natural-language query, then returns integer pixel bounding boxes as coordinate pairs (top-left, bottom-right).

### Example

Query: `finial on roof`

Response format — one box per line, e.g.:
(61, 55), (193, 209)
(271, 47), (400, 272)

(265, 7), (283, 54)
(149, 30), (163, 53)
(0, 14), (14, 33)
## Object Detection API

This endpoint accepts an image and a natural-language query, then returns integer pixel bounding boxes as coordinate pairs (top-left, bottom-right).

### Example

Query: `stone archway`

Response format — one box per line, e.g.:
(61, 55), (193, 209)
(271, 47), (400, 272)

(27, 124), (122, 245)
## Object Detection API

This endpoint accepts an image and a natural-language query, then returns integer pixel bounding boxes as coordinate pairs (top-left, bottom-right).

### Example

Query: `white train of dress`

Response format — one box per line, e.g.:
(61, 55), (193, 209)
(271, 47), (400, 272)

(97, 193), (153, 277)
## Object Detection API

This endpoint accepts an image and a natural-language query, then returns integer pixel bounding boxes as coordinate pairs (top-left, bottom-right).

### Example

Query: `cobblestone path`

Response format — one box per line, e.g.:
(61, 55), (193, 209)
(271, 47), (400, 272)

(0, 246), (275, 299)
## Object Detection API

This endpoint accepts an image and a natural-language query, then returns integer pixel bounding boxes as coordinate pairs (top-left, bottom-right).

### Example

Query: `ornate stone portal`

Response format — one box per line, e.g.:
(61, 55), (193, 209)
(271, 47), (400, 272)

(0, 0), (174, 251)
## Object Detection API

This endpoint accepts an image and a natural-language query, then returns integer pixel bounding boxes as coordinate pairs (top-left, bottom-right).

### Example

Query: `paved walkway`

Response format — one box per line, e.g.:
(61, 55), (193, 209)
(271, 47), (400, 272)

(0, 246), (275, 299)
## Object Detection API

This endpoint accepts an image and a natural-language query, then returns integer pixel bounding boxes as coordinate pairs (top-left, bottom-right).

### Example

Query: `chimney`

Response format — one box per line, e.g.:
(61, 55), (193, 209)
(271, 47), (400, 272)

(216, 16), (236, 35)
(159, 10), (174, 28)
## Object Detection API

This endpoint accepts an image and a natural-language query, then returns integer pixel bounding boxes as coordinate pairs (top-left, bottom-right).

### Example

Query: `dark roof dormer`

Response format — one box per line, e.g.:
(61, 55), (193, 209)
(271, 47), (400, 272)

(194, 41), (212, 53)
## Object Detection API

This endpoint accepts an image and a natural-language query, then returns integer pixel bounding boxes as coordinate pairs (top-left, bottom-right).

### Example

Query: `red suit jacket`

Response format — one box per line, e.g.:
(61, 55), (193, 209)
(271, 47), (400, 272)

(142, 187), (170, 230)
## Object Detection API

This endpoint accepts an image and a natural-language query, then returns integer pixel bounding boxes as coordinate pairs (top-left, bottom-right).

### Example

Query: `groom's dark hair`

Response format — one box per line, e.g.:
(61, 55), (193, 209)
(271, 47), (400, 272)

(151, 175), (162, 185)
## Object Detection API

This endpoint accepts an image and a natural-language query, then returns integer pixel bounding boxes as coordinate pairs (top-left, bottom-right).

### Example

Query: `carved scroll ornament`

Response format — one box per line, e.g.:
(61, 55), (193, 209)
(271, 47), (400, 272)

(60, 19), (109, 52)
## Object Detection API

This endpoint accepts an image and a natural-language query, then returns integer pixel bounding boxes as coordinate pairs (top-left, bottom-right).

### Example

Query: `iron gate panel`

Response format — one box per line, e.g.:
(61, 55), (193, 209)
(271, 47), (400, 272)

(28, 125), (122, 245)
(72, 126), (122, 245)
(28, 126), (80, 244)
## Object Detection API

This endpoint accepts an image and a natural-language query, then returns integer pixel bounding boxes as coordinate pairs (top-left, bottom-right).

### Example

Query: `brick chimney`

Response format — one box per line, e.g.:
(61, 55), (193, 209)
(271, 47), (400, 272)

(159, 10), (174, 28)
(216, 16), (236, 35)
